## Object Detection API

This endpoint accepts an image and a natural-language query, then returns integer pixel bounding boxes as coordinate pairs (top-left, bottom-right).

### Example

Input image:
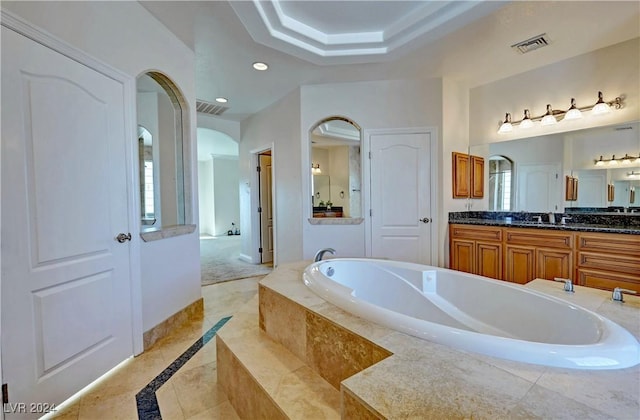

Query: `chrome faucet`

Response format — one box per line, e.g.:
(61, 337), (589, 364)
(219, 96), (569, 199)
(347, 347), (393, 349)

(612, 287), (637, 302)
(314, 247), (335, 262)
(554, 277), (574, 292)
(560, 216), (572, 225)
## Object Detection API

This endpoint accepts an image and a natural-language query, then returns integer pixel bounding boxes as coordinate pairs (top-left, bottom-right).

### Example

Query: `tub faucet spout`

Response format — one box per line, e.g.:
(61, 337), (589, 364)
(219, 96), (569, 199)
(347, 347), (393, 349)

(612, 287), (637, 302)
(554, 277), (574, 292)
(314, 248), (335, 262)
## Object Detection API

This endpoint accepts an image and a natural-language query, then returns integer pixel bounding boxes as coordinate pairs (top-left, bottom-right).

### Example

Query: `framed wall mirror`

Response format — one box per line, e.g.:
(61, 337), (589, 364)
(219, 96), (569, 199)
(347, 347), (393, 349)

(309, 116), (362, 218)
(470, 121), (640, 213)
(136, 72), (190, 233)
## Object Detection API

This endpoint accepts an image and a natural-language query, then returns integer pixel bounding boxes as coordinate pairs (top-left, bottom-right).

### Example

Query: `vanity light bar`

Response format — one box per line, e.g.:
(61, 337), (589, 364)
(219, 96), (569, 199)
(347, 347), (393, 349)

(595, 154), (640, 166)
(498, 92), (623, 133)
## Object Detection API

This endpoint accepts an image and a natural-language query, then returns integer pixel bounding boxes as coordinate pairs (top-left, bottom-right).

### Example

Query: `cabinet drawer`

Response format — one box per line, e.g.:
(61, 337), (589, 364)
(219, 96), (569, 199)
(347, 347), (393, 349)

(578, 252), (640, 276)
(505, 228), (573, 249)
(576, 232), (640, 258)
(577, 268), (640, 294)
(450, 224), (502, 241)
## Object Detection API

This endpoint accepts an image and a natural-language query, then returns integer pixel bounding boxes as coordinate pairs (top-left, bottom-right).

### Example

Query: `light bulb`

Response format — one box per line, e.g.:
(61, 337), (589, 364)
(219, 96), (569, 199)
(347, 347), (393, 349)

(520, 109), (534, 129)
(595, 156), (605, 166)
(592, 91), (611, 115)
(498, 113), (513, 133)
(564, 98), (582, 120)
(541, 104), (557, 126)
(609, 155), (618, 165)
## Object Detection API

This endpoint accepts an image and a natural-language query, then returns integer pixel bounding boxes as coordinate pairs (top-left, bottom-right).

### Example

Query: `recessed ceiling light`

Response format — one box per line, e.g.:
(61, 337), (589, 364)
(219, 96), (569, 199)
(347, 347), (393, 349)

(215, 97), (228, 103)
(252, 62), (268, 71)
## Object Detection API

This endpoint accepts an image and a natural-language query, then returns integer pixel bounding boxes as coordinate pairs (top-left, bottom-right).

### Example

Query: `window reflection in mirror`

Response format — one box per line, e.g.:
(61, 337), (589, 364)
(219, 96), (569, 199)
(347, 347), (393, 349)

(488, 155), (513, 211)
(136, 72), (187, 229)
(310, 117), (361, 218)
(138, 126), (157, 225)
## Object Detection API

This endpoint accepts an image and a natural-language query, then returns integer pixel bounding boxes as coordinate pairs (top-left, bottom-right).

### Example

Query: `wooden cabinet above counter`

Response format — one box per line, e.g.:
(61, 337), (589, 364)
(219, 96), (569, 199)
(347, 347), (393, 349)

(450, 223), (640, 293)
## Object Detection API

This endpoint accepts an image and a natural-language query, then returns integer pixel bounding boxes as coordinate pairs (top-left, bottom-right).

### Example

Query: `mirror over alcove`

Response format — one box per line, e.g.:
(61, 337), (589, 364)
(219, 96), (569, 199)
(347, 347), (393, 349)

(309, 116), (362, 219)
(136, 72), (194, 240)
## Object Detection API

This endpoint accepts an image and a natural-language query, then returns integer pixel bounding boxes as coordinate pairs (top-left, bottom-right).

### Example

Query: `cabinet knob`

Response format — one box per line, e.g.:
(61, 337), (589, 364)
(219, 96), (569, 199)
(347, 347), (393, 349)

(419, 218), (431, 224)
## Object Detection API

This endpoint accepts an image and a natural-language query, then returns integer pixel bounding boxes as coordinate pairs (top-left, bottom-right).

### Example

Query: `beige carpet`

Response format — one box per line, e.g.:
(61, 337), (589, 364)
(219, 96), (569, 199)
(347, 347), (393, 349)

(200, 235), (272, 286)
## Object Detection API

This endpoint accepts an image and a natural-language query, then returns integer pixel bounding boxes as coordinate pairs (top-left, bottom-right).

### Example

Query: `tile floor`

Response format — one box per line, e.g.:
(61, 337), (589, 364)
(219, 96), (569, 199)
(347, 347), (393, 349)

(50, 277), (262, 420)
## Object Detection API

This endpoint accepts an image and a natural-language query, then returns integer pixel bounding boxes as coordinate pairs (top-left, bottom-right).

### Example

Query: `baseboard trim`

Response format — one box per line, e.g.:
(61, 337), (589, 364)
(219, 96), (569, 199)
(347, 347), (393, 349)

(239, 253), (253, 263)
(143, 297), (204, 351)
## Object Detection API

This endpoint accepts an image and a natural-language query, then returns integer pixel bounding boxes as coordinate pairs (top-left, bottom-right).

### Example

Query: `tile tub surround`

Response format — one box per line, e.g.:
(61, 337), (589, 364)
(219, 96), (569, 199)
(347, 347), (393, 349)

(143, 297), (204, 350)
(231, 261), (640, 419)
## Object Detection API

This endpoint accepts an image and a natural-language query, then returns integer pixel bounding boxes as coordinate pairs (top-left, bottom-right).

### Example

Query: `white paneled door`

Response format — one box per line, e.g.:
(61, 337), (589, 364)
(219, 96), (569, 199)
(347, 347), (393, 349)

(517, 163), (561, 212)
(369, 131), (434, 264)
(1, 27), (134, 414)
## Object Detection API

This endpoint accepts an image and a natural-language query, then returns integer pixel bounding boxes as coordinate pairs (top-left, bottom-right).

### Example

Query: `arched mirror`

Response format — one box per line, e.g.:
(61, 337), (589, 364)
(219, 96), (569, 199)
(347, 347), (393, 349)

(309, 116), (362, 218)
(488, 155), (513, 211)
(136, 72), (189, 235)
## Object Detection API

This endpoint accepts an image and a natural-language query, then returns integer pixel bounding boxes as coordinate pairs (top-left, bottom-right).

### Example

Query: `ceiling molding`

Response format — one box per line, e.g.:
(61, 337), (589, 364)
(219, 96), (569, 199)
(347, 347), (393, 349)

(230, 0), (500, 65)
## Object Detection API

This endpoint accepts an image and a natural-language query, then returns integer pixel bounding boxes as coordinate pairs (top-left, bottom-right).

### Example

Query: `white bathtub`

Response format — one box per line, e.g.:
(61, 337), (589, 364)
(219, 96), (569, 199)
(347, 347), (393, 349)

(303, 258), (640, 370)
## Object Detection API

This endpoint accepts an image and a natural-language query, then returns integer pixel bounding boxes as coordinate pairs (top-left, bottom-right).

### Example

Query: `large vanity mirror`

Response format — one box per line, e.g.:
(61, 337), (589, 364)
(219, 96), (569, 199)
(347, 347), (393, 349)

(136, 72), (189, 234)
(470, 121), (640, 213)
(310, 116), (362, 219)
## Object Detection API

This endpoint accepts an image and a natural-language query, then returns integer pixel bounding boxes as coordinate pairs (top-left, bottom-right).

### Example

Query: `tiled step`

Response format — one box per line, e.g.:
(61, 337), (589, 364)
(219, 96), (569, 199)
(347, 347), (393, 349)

(216, 295), (341, 419)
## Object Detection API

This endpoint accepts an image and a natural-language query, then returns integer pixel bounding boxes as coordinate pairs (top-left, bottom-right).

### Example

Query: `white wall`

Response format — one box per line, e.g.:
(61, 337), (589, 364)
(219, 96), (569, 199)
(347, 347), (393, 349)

(3, 1), (202, 334)
(213, 157), (240, 236)
(197, 127), (240, 236)
(441, 79), (471, 266)
(240, 89), (302, 264)
(198, 160), (215, 235)
(300, 79), (443, 261)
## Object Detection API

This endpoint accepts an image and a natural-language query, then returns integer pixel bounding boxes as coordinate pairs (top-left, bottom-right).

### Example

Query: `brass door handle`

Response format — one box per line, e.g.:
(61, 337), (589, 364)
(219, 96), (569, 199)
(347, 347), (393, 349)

(116, 233), (132, 243)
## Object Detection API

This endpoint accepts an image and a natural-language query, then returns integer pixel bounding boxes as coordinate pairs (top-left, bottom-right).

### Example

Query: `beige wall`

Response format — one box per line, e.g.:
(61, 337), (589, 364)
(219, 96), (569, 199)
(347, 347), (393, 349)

(470, 38), (640, 146)
(300, 79), (444, 261)
(239, 89), (303, 264)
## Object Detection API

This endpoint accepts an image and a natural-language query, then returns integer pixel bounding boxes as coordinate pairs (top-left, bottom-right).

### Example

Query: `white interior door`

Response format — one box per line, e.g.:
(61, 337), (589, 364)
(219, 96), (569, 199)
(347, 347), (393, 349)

(1, 27), (134, 413)
(369, 131), (433, 264)
(517, 163), (561, 212)
(259, 154), (273, 263)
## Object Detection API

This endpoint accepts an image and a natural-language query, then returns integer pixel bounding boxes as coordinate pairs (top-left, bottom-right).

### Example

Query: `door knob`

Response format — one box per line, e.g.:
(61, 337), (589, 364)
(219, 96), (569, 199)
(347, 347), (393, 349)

(116, 233), (132, 243)
(419, 218), (431, 224)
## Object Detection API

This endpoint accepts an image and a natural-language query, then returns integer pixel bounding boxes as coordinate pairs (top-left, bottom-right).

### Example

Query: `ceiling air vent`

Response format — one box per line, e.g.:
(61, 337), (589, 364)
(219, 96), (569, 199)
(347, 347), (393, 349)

(196, 99), (229, 116)
(511, 33), (550, 54)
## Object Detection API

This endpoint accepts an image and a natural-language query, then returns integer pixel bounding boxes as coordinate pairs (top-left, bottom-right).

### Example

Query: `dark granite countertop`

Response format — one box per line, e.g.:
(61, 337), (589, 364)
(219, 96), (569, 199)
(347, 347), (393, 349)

(450, 218), (640, 235)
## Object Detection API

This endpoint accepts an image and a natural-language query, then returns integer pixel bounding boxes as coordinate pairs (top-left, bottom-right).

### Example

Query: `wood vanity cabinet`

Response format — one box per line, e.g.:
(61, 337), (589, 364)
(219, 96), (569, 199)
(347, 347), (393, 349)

(452, 152), (484, 199)
(504, 228), (573, 284)
(575, 232), (640, 293)
(449, 225), (502, 279)
(452, 152), (471, 198)
(449, 224), (639, 292)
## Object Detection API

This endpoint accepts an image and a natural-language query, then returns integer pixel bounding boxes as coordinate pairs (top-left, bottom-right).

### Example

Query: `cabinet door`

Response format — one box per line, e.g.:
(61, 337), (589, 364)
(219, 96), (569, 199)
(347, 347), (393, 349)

(452, 152), (470, 198)
(577, 268), (640, 293)
(505, 245), (535, 284)
(450, 239), (474, 273)
(476, 242), (502, 279)
(536, 248), (572, 280)
(471, 155), (484, 198)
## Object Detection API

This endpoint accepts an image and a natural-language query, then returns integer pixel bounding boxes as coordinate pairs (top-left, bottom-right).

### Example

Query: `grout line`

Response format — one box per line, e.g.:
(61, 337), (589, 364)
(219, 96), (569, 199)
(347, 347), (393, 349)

(135, 316), (232, 420)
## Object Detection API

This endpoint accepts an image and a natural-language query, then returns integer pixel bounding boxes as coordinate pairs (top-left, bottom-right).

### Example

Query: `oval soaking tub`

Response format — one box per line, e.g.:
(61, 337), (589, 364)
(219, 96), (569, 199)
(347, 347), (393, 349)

(303, 258), (640, 370)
